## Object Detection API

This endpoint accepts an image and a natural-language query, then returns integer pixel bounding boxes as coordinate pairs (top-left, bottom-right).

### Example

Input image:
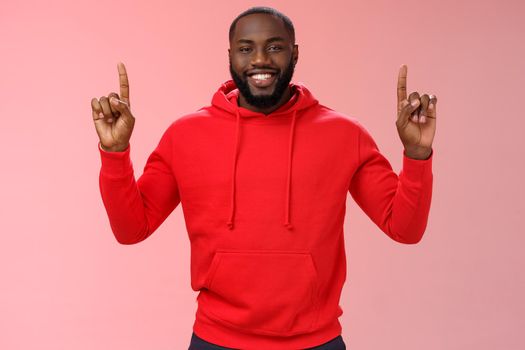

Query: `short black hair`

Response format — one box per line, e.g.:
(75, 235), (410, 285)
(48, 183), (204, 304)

(229, 6), (295, 44)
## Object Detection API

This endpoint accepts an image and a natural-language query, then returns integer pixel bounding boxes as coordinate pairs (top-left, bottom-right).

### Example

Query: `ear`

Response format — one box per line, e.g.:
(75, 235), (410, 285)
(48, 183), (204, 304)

(293, 44), (299, 66)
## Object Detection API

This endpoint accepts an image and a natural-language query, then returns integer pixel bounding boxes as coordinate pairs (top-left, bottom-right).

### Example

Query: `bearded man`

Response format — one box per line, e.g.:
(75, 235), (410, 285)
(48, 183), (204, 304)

(92, 6), (437, 350)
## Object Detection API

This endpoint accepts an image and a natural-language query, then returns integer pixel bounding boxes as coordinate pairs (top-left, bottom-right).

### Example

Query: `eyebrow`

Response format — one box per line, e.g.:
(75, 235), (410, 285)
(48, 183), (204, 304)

(236, 36), (286, 44)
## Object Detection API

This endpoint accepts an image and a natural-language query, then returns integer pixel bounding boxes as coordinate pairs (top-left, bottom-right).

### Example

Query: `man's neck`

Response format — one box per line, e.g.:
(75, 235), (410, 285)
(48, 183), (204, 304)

(238, 86), (293, 115)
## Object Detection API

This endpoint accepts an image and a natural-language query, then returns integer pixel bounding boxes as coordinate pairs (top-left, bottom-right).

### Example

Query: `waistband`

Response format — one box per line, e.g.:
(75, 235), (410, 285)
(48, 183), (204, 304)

(189, 332), (346, 350)
(192, 307), (343, 350)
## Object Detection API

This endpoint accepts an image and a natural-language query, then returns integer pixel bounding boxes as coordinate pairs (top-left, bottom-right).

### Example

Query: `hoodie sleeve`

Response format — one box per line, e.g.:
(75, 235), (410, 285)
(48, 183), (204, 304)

(348, 125), (433, 244)
(98, 127), (180, 244)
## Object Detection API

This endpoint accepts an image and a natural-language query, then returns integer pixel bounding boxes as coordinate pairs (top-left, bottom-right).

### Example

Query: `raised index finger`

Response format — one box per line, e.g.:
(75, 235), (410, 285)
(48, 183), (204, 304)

(397, 64), (408, 104)
(117, 62), (130, 104)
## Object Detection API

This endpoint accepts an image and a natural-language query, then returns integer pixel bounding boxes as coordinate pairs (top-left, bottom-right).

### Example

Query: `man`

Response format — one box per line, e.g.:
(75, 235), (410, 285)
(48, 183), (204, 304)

(92, 6), (436, 350)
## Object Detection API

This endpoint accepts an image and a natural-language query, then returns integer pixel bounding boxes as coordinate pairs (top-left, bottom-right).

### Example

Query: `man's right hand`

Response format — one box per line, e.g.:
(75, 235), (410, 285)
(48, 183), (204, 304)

(91, 62), (135, 152)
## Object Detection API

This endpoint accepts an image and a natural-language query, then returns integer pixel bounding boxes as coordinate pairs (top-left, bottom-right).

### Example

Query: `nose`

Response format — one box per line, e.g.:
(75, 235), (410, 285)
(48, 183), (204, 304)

(251, 48), (271, 66)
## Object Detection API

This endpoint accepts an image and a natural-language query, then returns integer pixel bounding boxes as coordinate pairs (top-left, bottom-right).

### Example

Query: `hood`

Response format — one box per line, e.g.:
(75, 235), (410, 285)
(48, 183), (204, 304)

(210, 80), (319, 231)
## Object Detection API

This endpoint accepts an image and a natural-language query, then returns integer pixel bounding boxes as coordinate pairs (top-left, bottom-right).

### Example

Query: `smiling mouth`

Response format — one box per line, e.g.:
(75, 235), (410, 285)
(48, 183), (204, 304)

(247, 72), (277, 88)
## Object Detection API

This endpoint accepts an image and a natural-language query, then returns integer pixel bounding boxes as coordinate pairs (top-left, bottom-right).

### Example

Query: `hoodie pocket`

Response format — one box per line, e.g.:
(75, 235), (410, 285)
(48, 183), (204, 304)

(201, 249), (320, 336)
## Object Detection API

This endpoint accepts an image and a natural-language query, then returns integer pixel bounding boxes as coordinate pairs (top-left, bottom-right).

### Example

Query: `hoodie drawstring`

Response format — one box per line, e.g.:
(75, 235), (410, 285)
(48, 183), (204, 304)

(227, 109), (298, 231)
(227, 109), (241, 230)
(284, 110), (297, 230)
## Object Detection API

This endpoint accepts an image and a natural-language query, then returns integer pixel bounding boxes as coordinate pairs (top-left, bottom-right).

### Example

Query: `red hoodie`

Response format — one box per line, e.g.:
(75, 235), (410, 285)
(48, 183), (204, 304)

(98, 80), (433, 349)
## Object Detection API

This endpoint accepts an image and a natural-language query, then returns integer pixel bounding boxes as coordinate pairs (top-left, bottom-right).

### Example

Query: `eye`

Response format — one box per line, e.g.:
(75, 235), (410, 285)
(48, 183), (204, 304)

(239, 47), (252, 53)
(268, 45), (283, 52)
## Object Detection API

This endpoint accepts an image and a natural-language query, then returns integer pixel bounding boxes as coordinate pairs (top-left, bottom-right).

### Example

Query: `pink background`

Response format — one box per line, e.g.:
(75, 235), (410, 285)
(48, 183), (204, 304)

(1, 0), (524, 349)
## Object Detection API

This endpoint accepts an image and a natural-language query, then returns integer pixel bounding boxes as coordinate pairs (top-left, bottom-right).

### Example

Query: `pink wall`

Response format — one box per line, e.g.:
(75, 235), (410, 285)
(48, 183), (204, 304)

(1, 0), (524, 349)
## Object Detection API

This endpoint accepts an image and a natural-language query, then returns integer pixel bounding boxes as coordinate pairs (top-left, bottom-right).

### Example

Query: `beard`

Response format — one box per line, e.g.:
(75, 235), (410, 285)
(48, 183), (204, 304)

(229, 58), (295, 109)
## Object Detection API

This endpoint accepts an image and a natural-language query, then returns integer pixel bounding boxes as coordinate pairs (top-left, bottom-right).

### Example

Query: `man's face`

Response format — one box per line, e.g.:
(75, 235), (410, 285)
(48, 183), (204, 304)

(229, 13), (298, 109)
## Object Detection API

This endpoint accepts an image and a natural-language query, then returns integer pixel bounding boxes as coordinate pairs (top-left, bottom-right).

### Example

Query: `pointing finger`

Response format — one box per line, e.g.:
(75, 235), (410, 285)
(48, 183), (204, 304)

(117, 62), (130, 106)
(397, 64), (408, 106)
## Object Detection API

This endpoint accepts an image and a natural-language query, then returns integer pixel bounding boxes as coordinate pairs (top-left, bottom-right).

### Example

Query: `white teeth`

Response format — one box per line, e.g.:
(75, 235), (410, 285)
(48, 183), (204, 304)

(252, 73), (272, 80)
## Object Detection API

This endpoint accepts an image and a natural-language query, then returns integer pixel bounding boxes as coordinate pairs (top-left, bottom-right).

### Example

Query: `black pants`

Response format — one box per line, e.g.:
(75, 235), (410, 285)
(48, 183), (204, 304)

(188, 332), (346, 350)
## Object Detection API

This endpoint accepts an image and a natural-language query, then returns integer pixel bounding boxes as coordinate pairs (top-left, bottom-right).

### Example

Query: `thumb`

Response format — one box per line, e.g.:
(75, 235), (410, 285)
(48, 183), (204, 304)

(110, 96), (134, 119)
(397, 98), (420, 128)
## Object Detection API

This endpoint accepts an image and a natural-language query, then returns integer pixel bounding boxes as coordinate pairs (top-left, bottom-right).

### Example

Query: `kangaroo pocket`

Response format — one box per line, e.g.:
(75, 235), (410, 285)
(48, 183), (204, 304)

(200, 249), (320, 336)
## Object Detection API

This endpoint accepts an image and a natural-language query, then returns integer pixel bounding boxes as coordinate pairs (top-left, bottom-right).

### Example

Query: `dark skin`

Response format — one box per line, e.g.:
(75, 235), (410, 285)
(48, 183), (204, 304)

(227, 14), (436, 159)
(228, 13), (298, 115)
(92, 14), (437, 159)
(396, 65), (437, 160)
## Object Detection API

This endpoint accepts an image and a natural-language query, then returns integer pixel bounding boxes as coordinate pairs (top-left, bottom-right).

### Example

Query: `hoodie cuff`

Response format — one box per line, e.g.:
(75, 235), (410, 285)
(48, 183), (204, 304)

(98, 142), (133, 178)
(401, 148), (433, 183)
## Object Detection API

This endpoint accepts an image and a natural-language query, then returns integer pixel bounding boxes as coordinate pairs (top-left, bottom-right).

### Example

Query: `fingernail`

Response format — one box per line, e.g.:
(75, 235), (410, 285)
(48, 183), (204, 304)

(411, 99), (419, 107)
(107, 118), (113, 123)
(99, 113), (104, 119)
(412, 115), (418, 122)
(420, 115), (426, 123)
(111, 98), (118, 106)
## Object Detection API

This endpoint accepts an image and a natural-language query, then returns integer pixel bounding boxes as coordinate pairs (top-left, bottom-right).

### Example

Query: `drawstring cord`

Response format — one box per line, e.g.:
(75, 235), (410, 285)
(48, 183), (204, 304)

(227, 109), (241, 230)
(226, 109), (298, 230)
(284, 110), (297, 230)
